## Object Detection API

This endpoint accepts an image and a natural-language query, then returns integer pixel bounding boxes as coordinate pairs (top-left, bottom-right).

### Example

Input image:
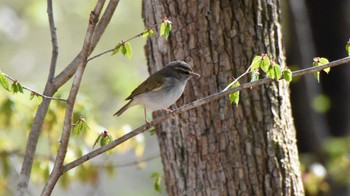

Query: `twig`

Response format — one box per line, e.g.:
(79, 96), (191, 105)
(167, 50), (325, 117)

(93, 154), (160, 168)
(222, 57), (260, 91)
(87, 22), (160, 61)
(2, 72), (66, 102)
(62, 56), (350, 173)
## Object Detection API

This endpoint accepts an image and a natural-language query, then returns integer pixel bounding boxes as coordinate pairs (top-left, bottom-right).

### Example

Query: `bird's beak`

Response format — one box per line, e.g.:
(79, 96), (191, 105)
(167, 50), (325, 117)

(191, 72), (200, 78)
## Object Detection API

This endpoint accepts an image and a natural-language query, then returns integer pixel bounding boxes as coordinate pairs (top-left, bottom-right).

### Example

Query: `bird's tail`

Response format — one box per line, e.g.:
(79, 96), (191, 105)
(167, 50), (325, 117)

(113, 100), (133, 116)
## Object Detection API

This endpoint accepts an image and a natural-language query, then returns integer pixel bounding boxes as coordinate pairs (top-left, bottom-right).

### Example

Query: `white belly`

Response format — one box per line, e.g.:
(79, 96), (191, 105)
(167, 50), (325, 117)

(133, 79), (187, 111)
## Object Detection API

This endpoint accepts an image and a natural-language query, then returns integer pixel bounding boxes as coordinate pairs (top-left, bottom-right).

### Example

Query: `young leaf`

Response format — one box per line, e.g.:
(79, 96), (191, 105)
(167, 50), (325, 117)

(142, 29), (154, 38)
(160, 19), (172, 40)
(112, 44), (121, 55)
(319, 57), (330, 73)
(267, 64), (282, 80)
(0, 72), (9, 91)
(250, 55), (262, 71)
(100, 132), (113, 154)
(313, 57), (330, 82)
(17, 82), (24, 93)
(11, 82), (18, 94)
(123, 42), (132, 59)
(346, 39), (350, 56)
(151, 172), (162, 193)
(72, 117), (89, 136)
(283, 69), (293, 82)
(260, 56), (271, 73)
(228, 81), (240, 105)
(93, 134), (102, 149)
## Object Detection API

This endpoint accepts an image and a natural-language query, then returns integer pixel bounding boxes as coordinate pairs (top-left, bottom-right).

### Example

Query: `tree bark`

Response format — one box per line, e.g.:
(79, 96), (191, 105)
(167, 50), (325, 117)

(143, 0), (304, 195)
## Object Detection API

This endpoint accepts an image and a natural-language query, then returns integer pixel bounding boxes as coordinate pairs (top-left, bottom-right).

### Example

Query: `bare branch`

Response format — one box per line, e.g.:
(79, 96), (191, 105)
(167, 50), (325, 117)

(47, 0), (59, 82)
(2, 72), (66, 102)
(62, 56), (350, 173)
(41, 1), (106, 195)
(17, 1), (62, 195)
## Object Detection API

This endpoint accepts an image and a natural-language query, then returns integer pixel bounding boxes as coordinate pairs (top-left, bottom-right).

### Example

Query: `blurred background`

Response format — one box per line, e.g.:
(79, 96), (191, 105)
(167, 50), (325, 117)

(0, 0), (349, 195)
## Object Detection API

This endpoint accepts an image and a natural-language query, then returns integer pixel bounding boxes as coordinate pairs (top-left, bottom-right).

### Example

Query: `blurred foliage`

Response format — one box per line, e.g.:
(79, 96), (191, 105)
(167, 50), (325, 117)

(0, 0), (162, 195)
(301, 137), (350, 195)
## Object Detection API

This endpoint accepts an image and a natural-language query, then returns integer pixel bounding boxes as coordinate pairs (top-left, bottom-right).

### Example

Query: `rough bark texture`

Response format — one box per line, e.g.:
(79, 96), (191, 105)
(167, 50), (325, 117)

(142, 0), (304, 195)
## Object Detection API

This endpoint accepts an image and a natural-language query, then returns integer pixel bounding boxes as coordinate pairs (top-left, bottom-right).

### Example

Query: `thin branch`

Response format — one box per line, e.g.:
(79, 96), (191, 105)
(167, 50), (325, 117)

(2, 72), (66, 102)
(17, 1), (61, 194)
(47, 0), (59, 82)
(93, 154), (160, 168)
(87, 22), (160, 61)
(41, 1), (106, 195)
(222, 57), (259, 91)
(62, 56), (350, 173)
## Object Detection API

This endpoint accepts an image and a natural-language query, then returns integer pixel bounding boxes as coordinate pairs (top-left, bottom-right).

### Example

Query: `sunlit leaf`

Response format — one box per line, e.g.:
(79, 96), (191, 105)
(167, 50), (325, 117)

(283, 69), (292, 82)
(267, 64), (282, 80)
(313, 57), (330, 82)
(261, 56), (271, 72)
(319, 57), (330, 74)
(142, 29), (154, 38)
(123, 42), (132, 59)
(0, 72), (9, 91)
(112, 44), (121, 55)
(228, 81), (240, 105)
(160, 19), (172, 40)
(250, 55), (262, 71)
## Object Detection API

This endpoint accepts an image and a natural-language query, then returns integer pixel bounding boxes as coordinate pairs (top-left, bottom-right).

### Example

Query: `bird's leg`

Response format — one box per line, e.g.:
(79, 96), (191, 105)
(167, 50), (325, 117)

(144, 106), (151, 128)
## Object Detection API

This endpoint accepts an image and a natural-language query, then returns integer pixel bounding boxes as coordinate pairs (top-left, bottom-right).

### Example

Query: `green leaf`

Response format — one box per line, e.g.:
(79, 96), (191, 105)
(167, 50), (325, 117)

(151, 172), (162, 193)
(319, 57), (330, 74)
(72, 117), (89, 136)
(11, 82), (18, 94)
(313, 57), (330, 82)
(112, 44), (121, 55)
(346, 40), (350, 56)
(260, 56), (271, 73)
(93, 134), (102, 148)
(17, 82), (24, 93)
(160, 20), (172, 40)
(250, 55), (262, 71)
(283, 69), (292, 82)
(0, 72), (9, 91)
(100, 132), (113, 154)
(228, 81), (240, 105)
(267, 64), (282, 80)
(142, 29), (154, 38)
(123, 42), (132, 59)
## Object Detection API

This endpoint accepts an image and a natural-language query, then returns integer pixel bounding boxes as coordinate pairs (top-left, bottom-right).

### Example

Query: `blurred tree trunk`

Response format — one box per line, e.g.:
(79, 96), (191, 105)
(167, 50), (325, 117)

(143, 0), (304, 195)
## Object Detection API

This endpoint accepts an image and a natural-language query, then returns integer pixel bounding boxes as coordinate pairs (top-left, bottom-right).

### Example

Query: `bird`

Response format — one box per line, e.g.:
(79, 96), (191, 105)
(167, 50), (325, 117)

(113, 60), (200, 123)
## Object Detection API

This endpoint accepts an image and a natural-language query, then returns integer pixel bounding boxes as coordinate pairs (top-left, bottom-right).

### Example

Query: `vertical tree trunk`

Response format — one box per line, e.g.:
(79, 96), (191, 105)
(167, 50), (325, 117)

(143, 0), (304, 195)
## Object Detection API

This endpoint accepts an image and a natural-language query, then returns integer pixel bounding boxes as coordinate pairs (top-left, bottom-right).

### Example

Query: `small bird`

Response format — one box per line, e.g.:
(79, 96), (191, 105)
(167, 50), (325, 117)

(114, 61), (200, 122)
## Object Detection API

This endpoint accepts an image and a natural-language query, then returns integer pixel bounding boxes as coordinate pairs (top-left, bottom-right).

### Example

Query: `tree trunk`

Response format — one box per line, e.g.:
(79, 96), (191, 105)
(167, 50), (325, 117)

(142, 0), (304, 195)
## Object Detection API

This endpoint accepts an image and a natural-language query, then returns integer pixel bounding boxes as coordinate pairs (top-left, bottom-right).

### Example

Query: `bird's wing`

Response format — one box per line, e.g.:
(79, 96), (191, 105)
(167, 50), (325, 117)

(125, 73), (165, 100)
